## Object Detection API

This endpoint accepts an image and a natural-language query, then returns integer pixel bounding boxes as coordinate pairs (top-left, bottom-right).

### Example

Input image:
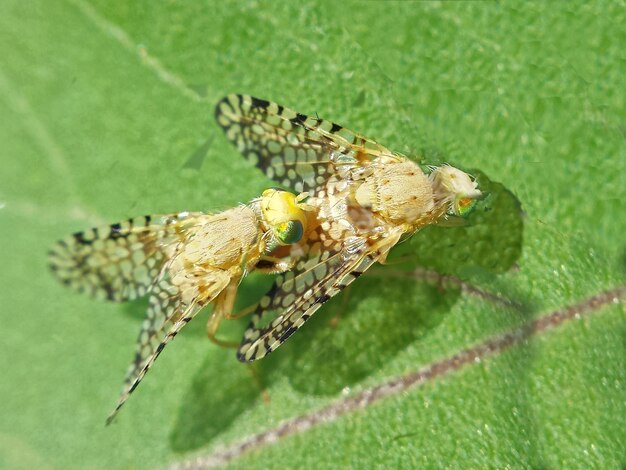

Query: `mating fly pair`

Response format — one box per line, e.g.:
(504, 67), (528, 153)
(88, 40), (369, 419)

(49, 94), (482, 421)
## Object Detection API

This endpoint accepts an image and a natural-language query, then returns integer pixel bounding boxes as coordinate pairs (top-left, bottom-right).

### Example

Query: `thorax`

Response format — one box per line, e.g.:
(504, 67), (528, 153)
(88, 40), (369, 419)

(170, 205), (262, 277)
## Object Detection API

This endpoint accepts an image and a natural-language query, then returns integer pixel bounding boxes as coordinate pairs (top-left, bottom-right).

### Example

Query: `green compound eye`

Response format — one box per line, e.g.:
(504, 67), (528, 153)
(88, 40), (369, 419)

(455, 196), (478, 217)
(275, 220), (304, 245)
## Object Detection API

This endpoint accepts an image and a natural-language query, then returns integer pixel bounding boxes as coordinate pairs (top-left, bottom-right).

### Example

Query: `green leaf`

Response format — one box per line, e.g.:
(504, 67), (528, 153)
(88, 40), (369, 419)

(1, 1), (624, 469)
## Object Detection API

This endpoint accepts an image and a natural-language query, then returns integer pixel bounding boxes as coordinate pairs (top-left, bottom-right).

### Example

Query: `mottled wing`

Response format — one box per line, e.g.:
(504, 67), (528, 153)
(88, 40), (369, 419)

(215, 94), (393, 193)
(237, 231), (378, 362)
(104, 278), (192, 422)
(49, 212), (204, 301)
(106, 275), (218, 424)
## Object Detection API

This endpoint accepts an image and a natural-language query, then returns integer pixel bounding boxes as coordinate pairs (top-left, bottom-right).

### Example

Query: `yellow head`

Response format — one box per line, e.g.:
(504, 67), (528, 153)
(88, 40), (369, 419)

(260, 188), (308, 245)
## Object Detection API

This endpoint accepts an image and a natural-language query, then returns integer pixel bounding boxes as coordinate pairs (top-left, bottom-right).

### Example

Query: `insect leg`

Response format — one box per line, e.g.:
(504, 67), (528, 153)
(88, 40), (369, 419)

(255, 254), (297, 274)
(371, 230), (404, 264)
(206, 280), (240, 348)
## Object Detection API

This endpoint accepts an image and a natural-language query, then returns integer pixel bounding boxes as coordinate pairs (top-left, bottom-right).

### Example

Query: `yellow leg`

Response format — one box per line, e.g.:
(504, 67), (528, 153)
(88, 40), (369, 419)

(228, 302), (258, 320)
(371, 229), (403, 264)
(206, 281), (240, 349)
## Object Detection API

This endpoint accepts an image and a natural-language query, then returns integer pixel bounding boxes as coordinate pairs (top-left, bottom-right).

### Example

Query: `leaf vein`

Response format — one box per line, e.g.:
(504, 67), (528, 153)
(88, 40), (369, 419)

(171, 284), (626, 469)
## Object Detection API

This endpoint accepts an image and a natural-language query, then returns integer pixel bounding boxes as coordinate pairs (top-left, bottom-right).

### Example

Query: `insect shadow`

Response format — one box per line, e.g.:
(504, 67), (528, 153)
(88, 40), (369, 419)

(169, 171), (525, 452)
(169, 346), (261, 453)
(257, 272), (460, 394)
(254, 170), (526, 394)
(167, 275), (275, 453)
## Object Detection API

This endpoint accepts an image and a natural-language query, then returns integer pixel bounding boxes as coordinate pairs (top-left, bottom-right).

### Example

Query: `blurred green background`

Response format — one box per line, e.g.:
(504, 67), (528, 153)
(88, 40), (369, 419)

(0, 1), (624, 469)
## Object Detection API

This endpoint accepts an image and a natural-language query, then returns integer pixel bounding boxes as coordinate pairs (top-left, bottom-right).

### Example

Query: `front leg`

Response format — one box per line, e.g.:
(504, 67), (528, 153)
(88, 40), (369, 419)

(372, 228), (404, 265)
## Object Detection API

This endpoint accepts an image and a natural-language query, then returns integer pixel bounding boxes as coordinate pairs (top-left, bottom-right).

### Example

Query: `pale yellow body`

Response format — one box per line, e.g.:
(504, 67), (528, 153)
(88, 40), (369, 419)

(310, 154), (481, 267)
(215, 93), (485, 363)
(160, 194), (310, 349)
(315, 158), (432, 237)
(49, 188), (309, 422)
(354, 159), (435, 225)
(168, 206), (262, 308)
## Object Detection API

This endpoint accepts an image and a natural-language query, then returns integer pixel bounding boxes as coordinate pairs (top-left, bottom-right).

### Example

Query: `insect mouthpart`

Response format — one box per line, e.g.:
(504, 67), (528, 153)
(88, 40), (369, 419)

(454, 196), (478, 217)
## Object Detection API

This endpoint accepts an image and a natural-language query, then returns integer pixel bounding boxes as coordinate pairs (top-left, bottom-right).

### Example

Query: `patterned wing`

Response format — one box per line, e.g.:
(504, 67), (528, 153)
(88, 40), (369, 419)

(215, 94), (393, 193)
(49, 212), (204, 302)
(106, 270), (230, 423)
(49, 212), (227, 422)
(237, 231), (378, 362)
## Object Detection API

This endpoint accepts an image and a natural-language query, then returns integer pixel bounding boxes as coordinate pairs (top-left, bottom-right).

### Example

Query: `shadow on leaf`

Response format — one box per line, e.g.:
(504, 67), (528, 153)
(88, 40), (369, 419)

(258, 276), (460, 395)
(169, 349), (262, 453)
(390, 168), (524, 276)
(169, 171), (524, 451)
(252, 171), (526, 390)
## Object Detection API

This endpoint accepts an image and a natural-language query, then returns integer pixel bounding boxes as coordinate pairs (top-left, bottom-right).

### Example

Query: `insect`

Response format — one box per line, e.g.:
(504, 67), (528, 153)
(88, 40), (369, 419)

(49, 188), (311, 422)
(215, 94), (483, 361)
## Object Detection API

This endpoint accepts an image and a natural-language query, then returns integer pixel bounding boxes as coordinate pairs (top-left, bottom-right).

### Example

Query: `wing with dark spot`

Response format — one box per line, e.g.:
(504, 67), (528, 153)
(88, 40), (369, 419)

(106, 278), (205, 424)
(106, 265), (234, 423)
(215, 94), (392, 193)
(49, 212), (204, 302)
(237, 232), (378, 362)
